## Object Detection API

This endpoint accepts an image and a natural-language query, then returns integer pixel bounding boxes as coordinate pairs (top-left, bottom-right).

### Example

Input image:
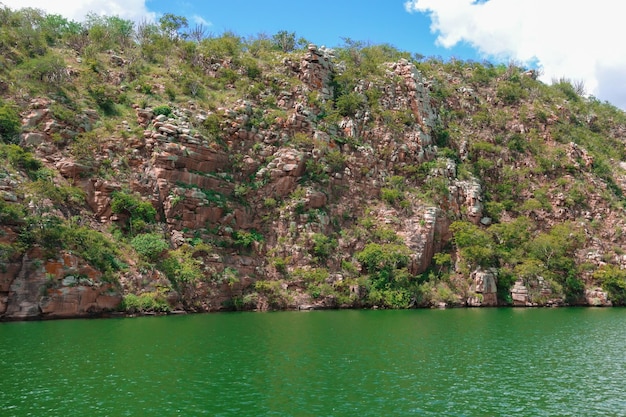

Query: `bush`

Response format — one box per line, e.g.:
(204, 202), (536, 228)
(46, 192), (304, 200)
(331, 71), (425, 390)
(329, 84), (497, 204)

(110, 191), (157, 234)
(593, 264), (626, 305)
(0, 199), (26, 224)
(0, 105), (21, 144)
(20, 53), (67, 83)
(310, 233), (337, 261)
(131, 233), (169, 262)
(121, 292), (170, 313)
(20, 217), (124, 280)
(158, 244), (204, 286)
(232, 229), (264, 249)
(152, 105), (172, 117)
(0, 144), (41, 177)
(356, 243), (410, 275)
(335, 92), (366, 117)
(381, 187), (402, 205)
(496, 81), (526, 105)
(450, 221), (495, 271)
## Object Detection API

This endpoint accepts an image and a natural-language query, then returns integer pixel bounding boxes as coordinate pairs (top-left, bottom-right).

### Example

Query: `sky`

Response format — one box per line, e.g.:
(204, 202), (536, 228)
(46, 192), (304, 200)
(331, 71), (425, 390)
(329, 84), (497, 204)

(3, 0), (626, 110)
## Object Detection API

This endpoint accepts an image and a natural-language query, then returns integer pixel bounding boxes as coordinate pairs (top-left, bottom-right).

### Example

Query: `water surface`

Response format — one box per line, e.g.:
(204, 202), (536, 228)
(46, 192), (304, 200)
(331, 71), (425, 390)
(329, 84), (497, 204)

(1, 308), (625, 416)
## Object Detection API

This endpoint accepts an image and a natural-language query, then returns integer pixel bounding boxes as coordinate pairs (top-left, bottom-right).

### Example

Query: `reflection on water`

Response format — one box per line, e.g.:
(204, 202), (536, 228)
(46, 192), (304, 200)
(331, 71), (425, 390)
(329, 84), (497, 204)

(1, 308), (625, 416)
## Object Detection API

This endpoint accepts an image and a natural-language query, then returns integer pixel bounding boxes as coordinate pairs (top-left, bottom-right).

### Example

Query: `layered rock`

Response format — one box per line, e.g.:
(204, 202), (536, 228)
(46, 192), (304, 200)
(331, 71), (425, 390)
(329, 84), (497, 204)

(2, 249), (121, 319)
(467, 268), (498, 307)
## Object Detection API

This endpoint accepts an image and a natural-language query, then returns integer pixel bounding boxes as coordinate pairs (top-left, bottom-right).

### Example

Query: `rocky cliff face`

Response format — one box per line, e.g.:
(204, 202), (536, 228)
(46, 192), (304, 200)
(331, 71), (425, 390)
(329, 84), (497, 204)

(1, 27), (625, 318)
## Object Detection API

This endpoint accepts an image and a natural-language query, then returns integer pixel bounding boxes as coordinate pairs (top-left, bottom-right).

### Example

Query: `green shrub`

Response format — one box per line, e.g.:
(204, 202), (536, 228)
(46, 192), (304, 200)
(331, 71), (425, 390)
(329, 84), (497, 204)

(0, 144), (42, 177)
(232, 229), (264, 249)
(152, 105), (172, 117)
(20, 217), (124, 280)
(356, 243), (410, 277)
(324, 149), (346, 173)
(158, 245), (204, 286)
(0, 105), (21, 144)
(310, 233), (337, 261)
(88, 85), (117, 115)
(0, 200), (26, 224)
(381, 187), (402, 205)
(496, 81), (526, 105)
(121, 292), (170, 313)
(131, 233), (169, 262)
(111, 191), (157, 227)
(450, 221), (495, 271)
(335, 92), (366, 117)
(594, 264), (626, 305)
(20, 53), (67, 84)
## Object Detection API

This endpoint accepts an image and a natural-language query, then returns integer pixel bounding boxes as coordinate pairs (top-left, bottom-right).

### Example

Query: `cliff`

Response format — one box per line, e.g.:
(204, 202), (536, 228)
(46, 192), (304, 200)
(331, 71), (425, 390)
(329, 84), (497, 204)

(1, 8), (625, 319)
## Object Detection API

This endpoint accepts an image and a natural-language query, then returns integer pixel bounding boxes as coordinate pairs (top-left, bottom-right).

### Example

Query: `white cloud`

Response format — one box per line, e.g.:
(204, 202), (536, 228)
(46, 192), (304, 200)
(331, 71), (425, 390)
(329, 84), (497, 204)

(405, 0), (626, 109)
(191, 14), (212, 27)
(2, 0), (156, 23)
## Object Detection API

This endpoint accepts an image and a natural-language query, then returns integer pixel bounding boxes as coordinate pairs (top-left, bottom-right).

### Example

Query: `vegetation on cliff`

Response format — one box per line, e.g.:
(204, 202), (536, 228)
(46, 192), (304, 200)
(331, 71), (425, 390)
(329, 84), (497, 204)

(2, 5), (626, 318)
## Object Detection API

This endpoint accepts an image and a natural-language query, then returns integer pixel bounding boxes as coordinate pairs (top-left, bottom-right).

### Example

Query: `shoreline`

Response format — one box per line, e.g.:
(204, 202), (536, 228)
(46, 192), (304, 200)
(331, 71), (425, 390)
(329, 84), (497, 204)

(1, 302), (620, 323)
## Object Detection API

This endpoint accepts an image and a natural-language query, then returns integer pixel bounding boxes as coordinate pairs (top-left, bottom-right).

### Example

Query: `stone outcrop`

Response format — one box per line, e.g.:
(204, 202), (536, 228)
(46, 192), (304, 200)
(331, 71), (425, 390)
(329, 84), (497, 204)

(510, 278), (563, 307)
(585, 288), (612, 306)
(467, 268), (498, 306)
(3, 42), (624, 319)
(2, 249), (121, 320)
(403, 207), (451, 274)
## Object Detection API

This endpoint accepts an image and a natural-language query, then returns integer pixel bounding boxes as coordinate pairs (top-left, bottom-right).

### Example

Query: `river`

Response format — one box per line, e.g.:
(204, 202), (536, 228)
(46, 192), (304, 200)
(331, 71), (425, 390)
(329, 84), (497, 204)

(1, 308), (625, 416)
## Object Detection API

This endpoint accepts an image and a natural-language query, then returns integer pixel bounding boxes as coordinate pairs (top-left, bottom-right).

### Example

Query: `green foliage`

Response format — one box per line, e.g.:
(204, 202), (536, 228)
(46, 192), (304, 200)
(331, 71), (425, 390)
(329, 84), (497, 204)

(152, 105), (172, 117)
(381, 187), (402, 205)
(335, 92), (366, 117)
(19, 53), (67, 84)
(593, 264), (626, 305)
(303, 159), (329, 183)
(450, 221), (495, 271)
(324, 149), (346, 173)
(0, 144), (42, 176)
(158, 244), (204, 286)
(110, 191), (157, 234)
(232, 229), (264, 249)
(202, 113), (223, 138)
(0, 199), (26, 224)
(131, 233), (169, 262)
(271, 30), (296, 52)
(20, 217), (124, 280)
(159, 13), (188, 41)
(40, 14), (83, 45)
(496, 81), (526, 105)
(88, 84), (117, 115)
(254, 279), (292, 309)
(122, 291), (170, 313)
(84, 14), (134, 50)
(198, 31), (243, 60)
(469, 63), (499, 86)
(26, 177), (86, 206)
(310, 233), (338, 261)
(0, 105), (21, 144)
(357, 243), (406, 272)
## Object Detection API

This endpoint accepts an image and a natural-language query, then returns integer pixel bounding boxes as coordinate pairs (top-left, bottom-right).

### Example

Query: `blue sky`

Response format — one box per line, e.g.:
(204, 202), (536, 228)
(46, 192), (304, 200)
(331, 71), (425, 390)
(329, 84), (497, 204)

(5, 0), (626, 110)
(146, 0), (479, 61)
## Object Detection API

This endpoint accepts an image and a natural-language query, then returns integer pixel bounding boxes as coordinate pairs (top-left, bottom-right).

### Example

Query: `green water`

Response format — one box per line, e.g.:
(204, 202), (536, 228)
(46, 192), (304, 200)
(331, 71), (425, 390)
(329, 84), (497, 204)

(1, 308), (625, 416)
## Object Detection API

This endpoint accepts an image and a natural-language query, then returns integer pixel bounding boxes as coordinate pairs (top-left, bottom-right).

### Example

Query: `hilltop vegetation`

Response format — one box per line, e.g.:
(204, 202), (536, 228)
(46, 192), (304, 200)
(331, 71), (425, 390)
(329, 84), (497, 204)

(2, 5), (626, 319)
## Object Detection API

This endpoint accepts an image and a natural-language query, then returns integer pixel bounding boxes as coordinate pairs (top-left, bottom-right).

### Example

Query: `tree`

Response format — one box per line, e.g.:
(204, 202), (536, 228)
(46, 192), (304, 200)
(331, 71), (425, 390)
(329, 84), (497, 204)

(272, 30), (296, 52)
(159, 13), (188, 41)
(450, 221), (496, 271)
(41, 14), (82, 45)
(187, 24), (209, 42)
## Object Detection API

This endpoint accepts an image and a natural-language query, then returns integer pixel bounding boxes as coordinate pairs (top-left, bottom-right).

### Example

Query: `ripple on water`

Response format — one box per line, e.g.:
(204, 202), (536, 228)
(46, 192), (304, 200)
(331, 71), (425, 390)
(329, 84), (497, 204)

(1, 308), (626, 416)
